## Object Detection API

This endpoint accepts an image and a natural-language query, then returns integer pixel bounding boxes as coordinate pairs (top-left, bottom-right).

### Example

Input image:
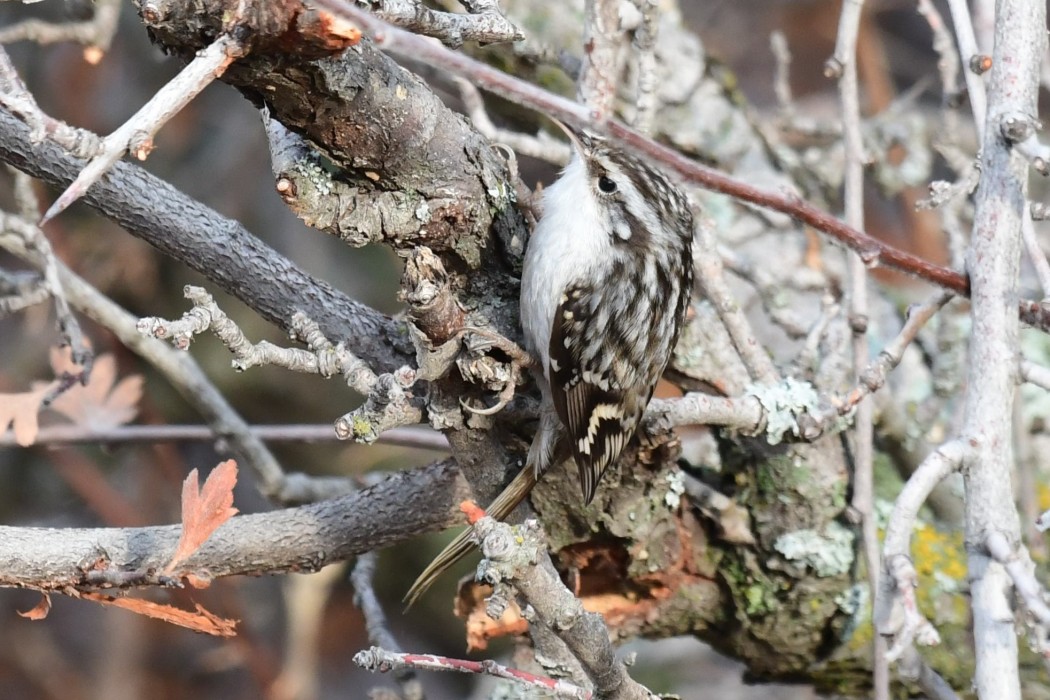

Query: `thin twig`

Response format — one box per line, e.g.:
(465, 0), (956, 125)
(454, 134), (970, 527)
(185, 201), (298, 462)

(577, 0), (622, 117)
(139, 286), (423, 444)
(836, 292), (954, 413)
(0, 423), (449, 450)
(945, 0), (987, 127)
(1, 181), (91, 368)
(354, 646), (589, 699)
(876, 440), (971, 658)
(455, 78), (570, 165)
(0, 47), (101, 157)
(1020, 359), (1050, 391)
(315, 1), (1023, 310)
(41, 33), (246, 223)
(770, 31), (795, 118)
(351, 553), (424, 700)
(0, 228), (324, 501)
(0, 0), (121, 54)
(692, 217), (779, 385)
(899, 647), (962, 700)
(474, 517), (657, 699)
(985, 532), (1050, 626)
(364, 0), (523, 48)
(625, 0), (659, 133)
(828, 2), (887, 690)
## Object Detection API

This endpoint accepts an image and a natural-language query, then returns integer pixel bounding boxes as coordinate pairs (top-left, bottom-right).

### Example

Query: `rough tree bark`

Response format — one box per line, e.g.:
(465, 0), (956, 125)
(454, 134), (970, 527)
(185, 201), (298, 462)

(5, 0), (1047, 696)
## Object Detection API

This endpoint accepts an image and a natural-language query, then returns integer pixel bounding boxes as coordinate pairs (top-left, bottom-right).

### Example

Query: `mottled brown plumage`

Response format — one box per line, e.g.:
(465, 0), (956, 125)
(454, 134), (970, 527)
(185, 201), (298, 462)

(404, 128), (694, 606)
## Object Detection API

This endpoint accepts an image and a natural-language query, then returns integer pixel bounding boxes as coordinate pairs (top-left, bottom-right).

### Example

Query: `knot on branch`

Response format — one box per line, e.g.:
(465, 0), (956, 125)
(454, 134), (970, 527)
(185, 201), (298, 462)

(745, 378), (822, 444)
(401, 247), (464, 345)
(999, 112), (1038, 144)
(334, 369), (421, 443)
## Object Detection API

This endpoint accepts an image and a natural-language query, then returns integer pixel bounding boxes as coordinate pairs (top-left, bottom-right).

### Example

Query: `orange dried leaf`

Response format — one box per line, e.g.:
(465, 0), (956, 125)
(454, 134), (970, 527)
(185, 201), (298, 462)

(18, 593), (52, 620)
(455, 582), (526, 652)
(0, 385), (51, 446)
(184, 573), (212, 589)
(82, 46), (104, 65)
(80, 592), (237, 637)
(460, 500), (485, 524)
(165, 460), (239, 573)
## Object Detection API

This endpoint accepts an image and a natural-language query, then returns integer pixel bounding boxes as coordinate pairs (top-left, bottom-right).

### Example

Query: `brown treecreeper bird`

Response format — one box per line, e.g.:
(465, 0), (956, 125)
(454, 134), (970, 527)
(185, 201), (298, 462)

(405, 126), (695, 606)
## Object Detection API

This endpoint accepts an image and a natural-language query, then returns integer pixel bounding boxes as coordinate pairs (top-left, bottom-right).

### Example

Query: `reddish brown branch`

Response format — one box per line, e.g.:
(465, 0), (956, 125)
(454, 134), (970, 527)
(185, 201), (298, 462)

(317, 0), (971, 299)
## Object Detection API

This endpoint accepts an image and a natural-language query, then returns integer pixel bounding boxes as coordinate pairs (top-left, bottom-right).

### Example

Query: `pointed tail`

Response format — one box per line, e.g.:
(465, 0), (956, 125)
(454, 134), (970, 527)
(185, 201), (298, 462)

(403, 463), (539, 608)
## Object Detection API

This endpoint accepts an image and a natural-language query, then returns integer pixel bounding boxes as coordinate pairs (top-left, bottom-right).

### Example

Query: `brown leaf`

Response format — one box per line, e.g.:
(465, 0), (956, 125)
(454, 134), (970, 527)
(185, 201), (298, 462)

(80, 592), (237, 637)
(45, 351), (143, 429)
(184, 573), (213, 589)
(455, 582), (526, 652)
(18, 593), (52, 620)
(0, 385), (52, 446)
(165, 460), (239, 573)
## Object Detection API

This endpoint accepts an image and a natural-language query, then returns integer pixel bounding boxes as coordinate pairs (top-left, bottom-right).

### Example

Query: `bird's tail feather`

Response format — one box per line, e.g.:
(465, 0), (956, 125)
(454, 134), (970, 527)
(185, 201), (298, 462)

(402, 464), (539, 608)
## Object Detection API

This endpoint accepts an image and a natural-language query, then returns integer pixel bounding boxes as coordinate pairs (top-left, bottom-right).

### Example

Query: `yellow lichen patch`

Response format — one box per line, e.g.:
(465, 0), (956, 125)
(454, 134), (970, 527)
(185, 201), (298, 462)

(912, 524), (966, 583)
(1038, 482), (1050, 512)
(911, 524), (970, 626)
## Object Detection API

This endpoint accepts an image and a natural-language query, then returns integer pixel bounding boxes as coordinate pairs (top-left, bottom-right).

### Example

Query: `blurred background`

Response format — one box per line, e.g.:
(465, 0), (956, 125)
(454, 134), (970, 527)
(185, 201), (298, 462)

(0, 1), (958, 698)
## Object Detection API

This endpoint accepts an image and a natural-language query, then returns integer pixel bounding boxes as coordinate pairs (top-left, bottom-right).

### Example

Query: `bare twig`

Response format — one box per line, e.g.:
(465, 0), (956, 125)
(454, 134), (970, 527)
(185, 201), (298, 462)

(828, 2), (887, 688)
(836, 292), (954, 413)
(0, 460), (472, 590)
(455, 78), (570, 165)
(898, 647), (962, 700)
(313, 0), (1050, 324)
(362, 0), (523, 47)
(139, 286), (424, 444)
(770, 31), (795, 118)
(0, 185), (91, 368)
(474, 517), (657, 699)
(41, 33), (247, 223)
(0, 47), (101, 156)
(985, 531), (1050, 626)
(693, 217), (779, 385)
(0, 220), (362, 502)
(350, 553), (424, 700)
(681, 473), (755, 545)
(0, 107), (415, 374)
(276, 564), (347, 700)
(919, 0), (961, 96)
(0, 0), (120, 54)
(577, 0), (622, 117)
(354, 646), (588, 699)
(0, 268), (47, 315)
(139, 288), (379, 391)
(945, 0), (987, 127)
(877, 440), (971, 658)
(0, 423), (449, 450)
(625, 0), (659, 133)
(1020, 359), (1050, 392)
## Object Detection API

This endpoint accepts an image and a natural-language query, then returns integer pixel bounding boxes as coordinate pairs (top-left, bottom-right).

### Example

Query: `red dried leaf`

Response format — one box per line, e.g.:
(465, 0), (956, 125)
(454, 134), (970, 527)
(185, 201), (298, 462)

(80, 592), (237, 637)
(165, 460), (239, 573)
(18, 593), (52, 620)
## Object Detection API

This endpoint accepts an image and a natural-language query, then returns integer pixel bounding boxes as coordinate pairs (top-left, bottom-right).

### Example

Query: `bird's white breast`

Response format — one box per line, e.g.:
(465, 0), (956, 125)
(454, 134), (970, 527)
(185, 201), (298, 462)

(519, 154), (610, 383)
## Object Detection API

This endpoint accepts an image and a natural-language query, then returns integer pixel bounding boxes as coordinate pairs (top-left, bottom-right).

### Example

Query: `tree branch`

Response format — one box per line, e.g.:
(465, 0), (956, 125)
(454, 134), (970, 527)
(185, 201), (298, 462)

(0, 460), (469, 590)
(0, 106), (413, 373)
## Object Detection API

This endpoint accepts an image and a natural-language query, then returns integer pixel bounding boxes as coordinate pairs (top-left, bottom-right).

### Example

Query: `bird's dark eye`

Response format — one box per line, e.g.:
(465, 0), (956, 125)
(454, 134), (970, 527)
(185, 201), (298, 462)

(597, 175), (617, 194)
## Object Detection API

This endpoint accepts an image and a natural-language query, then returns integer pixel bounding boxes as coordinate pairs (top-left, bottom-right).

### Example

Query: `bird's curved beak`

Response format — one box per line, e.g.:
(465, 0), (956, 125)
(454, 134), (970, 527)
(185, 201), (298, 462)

(549, 117), (587, 154)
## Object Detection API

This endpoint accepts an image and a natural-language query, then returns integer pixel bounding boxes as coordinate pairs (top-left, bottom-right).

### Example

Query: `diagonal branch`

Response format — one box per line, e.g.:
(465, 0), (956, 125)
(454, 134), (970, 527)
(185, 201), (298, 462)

(0, 106), (413, 373)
